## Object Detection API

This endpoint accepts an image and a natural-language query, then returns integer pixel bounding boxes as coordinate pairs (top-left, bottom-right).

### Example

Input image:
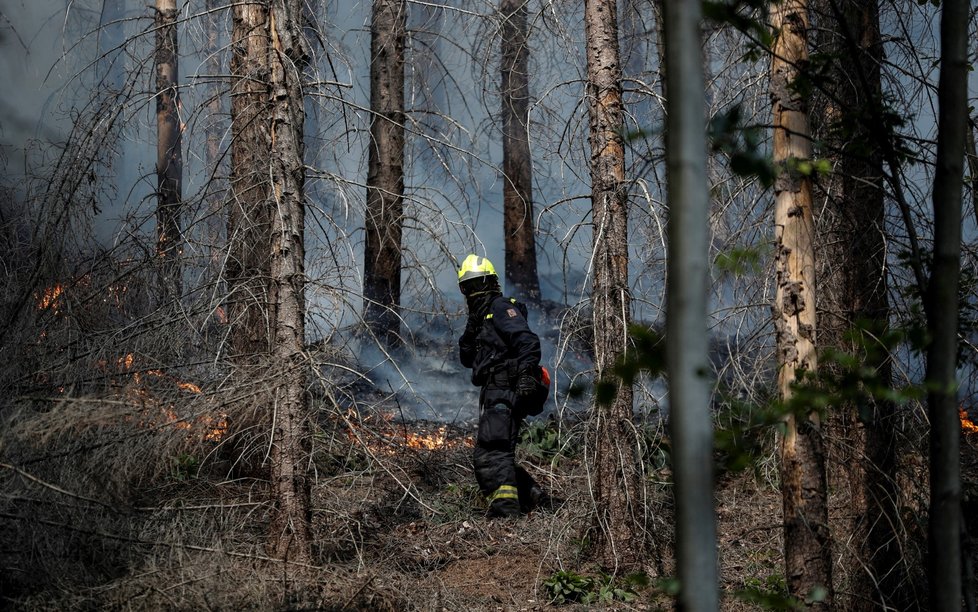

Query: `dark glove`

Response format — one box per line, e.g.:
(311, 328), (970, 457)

(516, 371), (537, 397)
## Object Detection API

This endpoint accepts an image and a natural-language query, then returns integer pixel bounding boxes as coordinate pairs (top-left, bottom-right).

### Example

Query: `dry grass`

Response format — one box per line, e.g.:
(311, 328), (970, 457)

(2, 392), (974, 611)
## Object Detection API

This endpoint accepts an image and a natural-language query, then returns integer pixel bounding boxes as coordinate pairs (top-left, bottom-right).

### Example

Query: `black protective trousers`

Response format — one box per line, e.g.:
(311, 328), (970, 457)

(473, 384), (537, 517)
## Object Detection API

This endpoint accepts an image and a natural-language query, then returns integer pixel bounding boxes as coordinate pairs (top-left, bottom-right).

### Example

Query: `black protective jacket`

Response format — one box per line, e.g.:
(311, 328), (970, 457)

(459, 294), (541, 389)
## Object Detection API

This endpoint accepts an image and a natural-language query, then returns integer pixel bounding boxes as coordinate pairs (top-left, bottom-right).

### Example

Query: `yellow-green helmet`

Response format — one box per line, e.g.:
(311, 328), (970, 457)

(457, 254), (498, 292)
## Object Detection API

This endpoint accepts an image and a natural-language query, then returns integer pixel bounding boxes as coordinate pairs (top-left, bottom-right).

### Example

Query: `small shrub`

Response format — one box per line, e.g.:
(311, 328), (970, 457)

(519, 419), (575, 461)
(543, 570), (593, 604)
(170, 453), (200, 480)
(543, 570), (645, 605)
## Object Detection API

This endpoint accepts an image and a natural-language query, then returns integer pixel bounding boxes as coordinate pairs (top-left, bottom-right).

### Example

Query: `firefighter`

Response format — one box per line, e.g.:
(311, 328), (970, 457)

(457, 254), (546, 517)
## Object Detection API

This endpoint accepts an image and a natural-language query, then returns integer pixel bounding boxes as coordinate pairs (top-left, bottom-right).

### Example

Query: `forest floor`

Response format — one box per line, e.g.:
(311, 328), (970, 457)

(3, 389), (977, 610)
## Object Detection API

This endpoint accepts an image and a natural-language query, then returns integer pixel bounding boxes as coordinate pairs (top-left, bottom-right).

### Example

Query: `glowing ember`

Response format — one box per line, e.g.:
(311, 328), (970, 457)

(202, 414), (229, 441)
(163, 406), (192, 431)
(177, 381), (202, 394)
(961, 408), (978, 435)
(110, 353), (226, 442)
(36, 285), (65, 313)
(106, 282), (127, 308)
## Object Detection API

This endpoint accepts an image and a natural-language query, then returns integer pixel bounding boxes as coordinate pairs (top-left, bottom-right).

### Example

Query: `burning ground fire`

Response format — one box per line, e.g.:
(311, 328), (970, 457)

(33, 282), (977, 445)
(34, 281), (225, 441)
(34, 278), (128, 316)
(962, 408), (978, 435)
(36, 284), (65, 314)
(344, 409), (473, 454)
(112, 353), (227, 442)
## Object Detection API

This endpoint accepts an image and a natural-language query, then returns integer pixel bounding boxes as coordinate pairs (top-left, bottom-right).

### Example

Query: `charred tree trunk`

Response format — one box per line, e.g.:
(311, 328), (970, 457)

(267, 0), (312, 565)
(925, 0), (968, 608)
(770, 1), (833, 606)
(228, 0), (312, 565)
(584, 0), (644, 572)
(809, 0), (903, 607)
(363, 0), (406, 349)
(155, 0), (182, 298)
(661, 0), (719, 607)
(500, 0), (540, 303)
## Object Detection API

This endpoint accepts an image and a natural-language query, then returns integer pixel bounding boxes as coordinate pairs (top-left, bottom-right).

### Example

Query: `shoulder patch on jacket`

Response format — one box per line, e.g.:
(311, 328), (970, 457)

(506, 308), (518, 318)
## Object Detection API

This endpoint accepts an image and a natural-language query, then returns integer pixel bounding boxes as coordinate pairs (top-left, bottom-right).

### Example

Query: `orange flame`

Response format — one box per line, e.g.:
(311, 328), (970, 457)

(405, 426), (448, 450)
(177, 381), (202, 394)
(36, 284), (65, 313)
(201, 414), (229, 441)
(344, 412), (472, 454)
(163, 406), (192, 431)
(961, 409), (978, 435)
(113, 353), (226, 442)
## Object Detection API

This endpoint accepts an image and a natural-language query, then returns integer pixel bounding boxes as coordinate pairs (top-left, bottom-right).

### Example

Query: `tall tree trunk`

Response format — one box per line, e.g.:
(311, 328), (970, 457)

(267, 0), (312, 565)
(661, 0), (719, 608)
(809, 0), (902, 607)
(584, 0), (644, 572)
(228, 0), (312, 566)
(229, 3), (272, 365)
(770, 0), (833, 606)
(500, 0), (540, 303)
(925, 0), (968, 608)
(205, 0), (225, 293)
(155, 0), (182, 298)
(363, 0), (406, 349)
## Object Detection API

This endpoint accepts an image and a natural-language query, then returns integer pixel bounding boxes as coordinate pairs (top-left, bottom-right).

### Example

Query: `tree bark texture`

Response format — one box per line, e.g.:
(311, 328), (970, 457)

(228, 0), (312, 565)
(267, 0), (312, 565)
(925, 0), (968, 608)
(809, 1), (903, 607)
(363, 0), (406, 349)
(770, 1), (833, 606)
(661, 0), (719, 608)
(229, 2), (273, 364)
(584, 0), (644, 572)
(155, 0), (182, 298)
(500, 0), (540, 303)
